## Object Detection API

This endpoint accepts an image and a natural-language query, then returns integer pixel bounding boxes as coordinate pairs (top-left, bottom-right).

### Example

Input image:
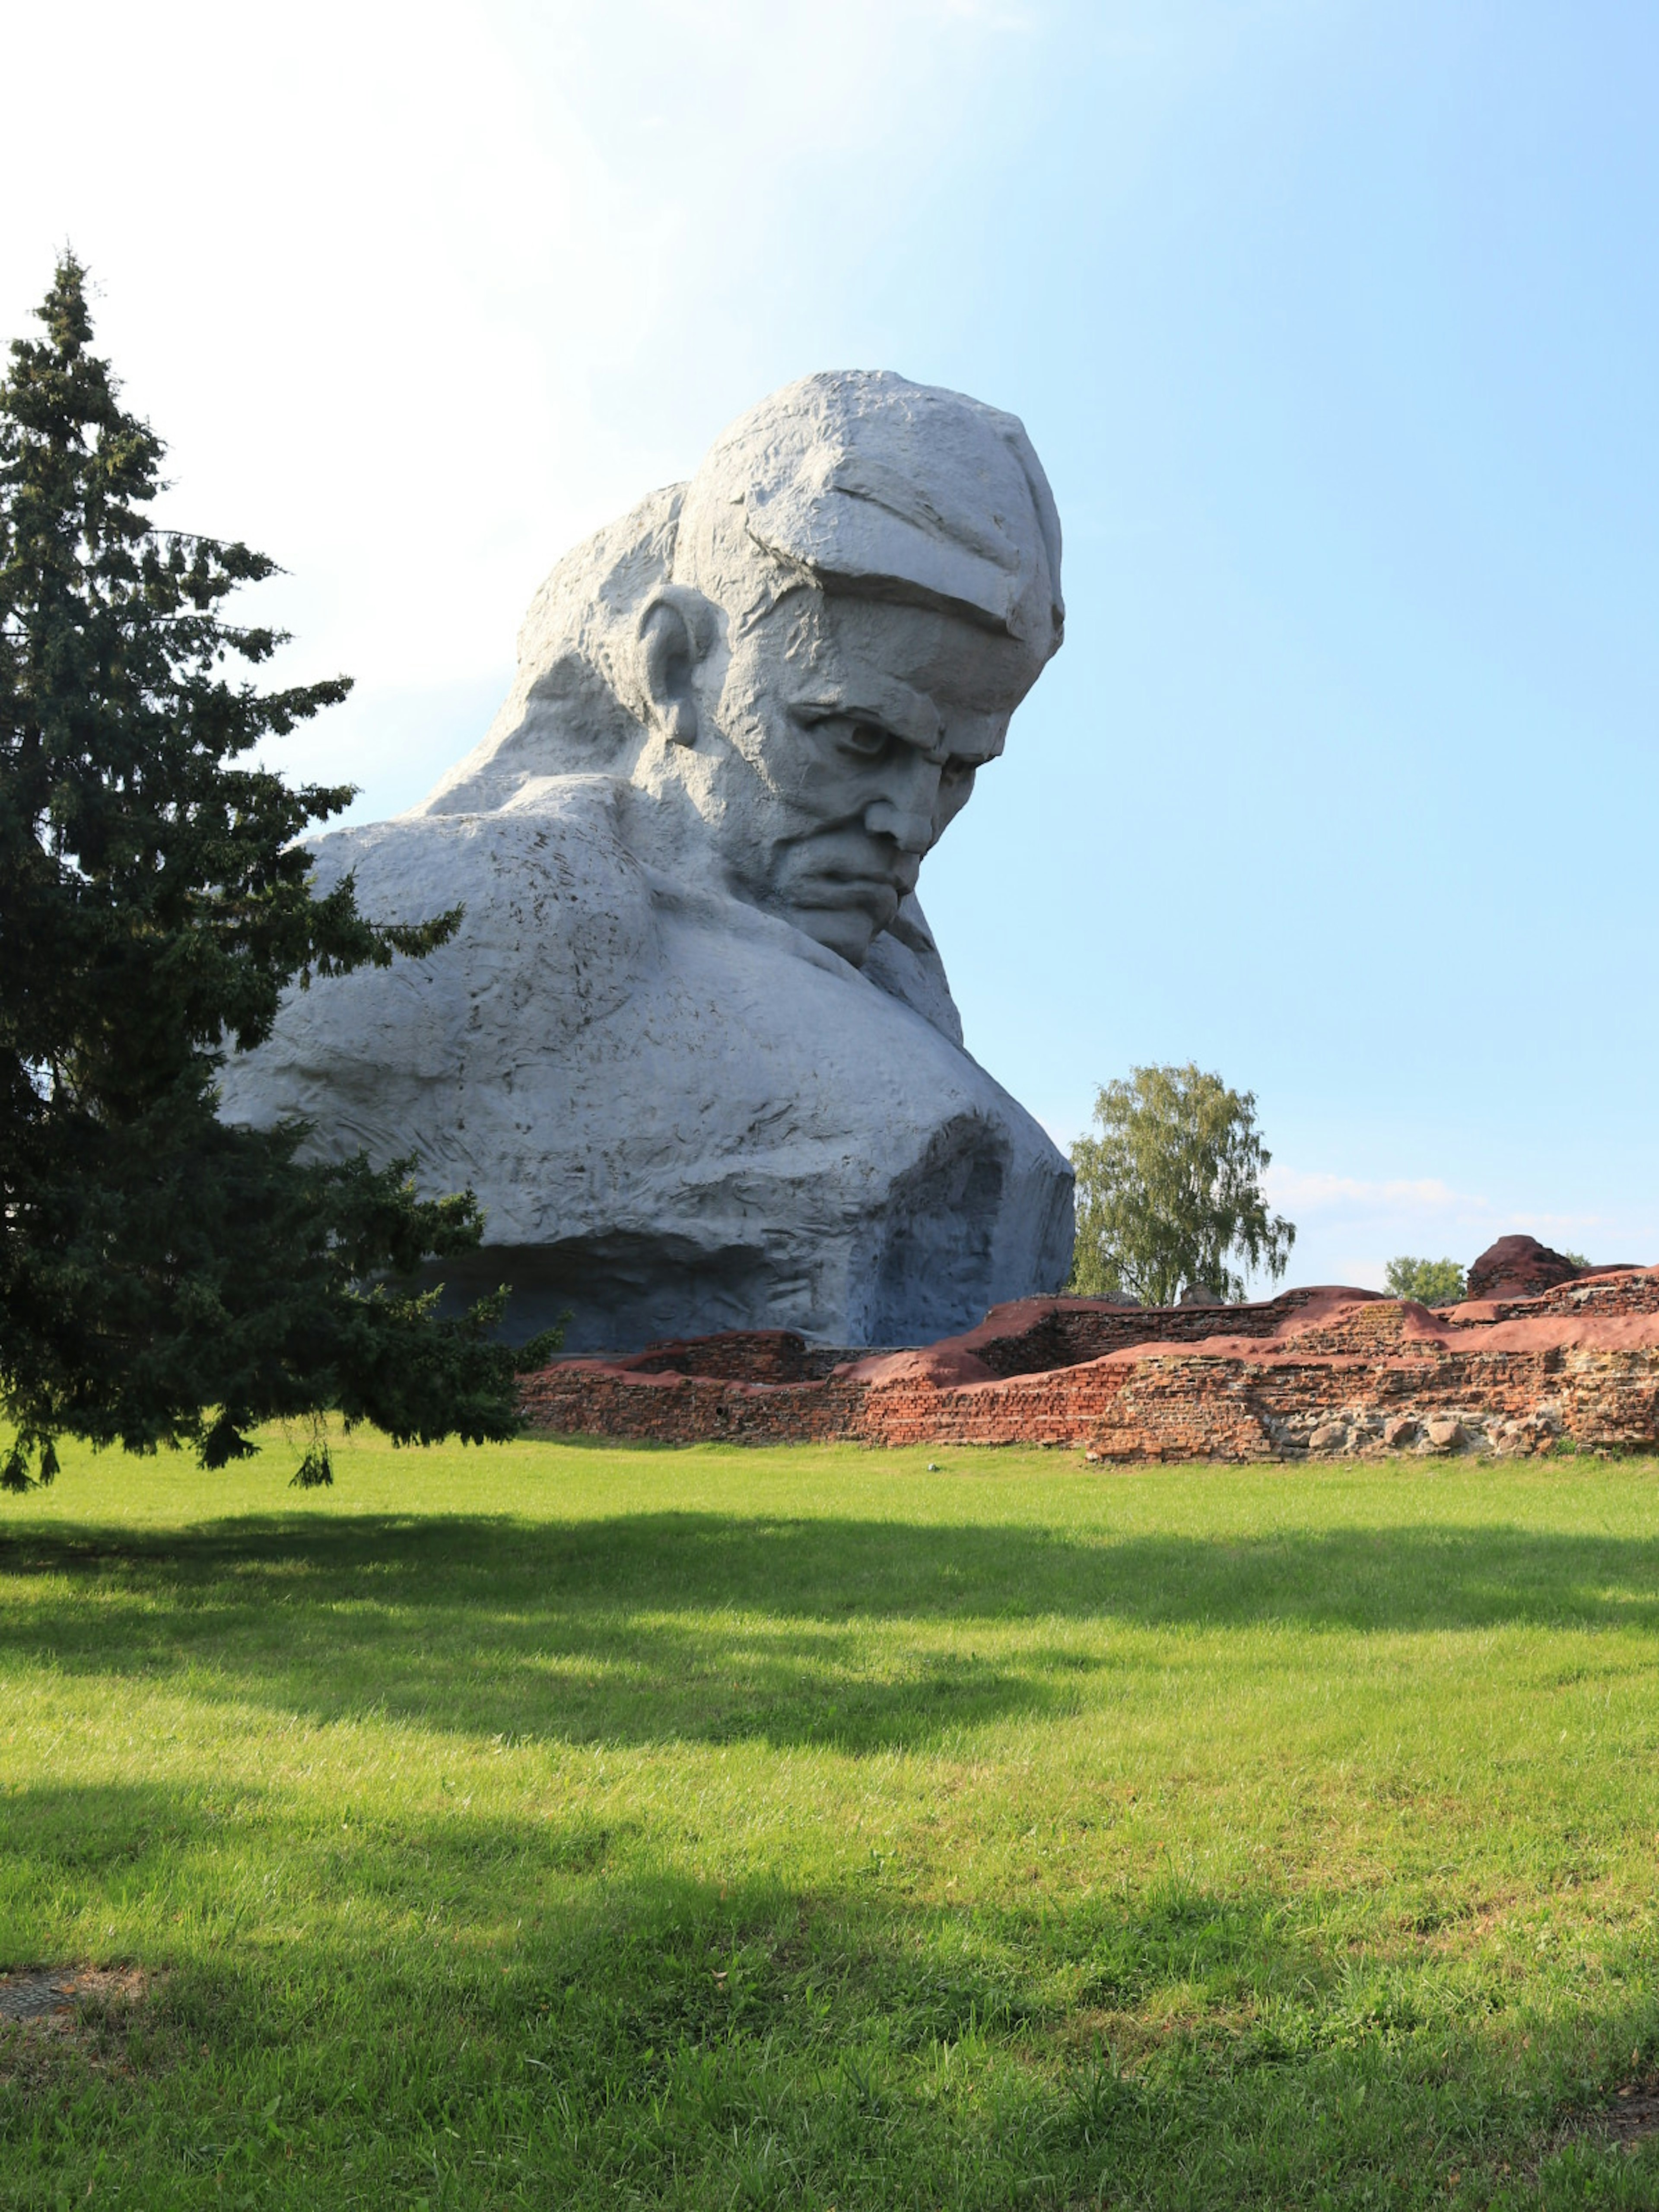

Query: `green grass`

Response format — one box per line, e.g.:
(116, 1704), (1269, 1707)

(4, 1433), (1659, 2208)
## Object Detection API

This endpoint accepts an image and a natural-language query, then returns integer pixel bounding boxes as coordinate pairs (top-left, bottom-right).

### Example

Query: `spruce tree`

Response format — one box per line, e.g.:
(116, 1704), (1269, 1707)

(0, 256), (553, 1490)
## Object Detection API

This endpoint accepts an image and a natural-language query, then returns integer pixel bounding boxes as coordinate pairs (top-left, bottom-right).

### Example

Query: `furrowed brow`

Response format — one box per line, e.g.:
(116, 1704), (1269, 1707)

(790, 679), (942, 752)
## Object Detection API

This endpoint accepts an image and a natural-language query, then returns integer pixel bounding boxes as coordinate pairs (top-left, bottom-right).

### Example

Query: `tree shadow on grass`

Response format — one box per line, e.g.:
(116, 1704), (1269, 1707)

(7, 1778), (1657, 2211)
(3, 1513), (1659, 1752)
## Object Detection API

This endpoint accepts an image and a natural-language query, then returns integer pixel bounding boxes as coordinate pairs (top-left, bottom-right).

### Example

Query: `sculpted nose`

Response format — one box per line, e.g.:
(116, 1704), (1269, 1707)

(862, 753), (941, 854)
(863, 798), (934, 852)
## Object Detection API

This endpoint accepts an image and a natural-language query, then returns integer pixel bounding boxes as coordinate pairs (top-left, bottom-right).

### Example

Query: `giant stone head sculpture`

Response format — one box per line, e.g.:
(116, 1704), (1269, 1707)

(224, 371), (1075, 1351)
(423, 371), (1064, 966)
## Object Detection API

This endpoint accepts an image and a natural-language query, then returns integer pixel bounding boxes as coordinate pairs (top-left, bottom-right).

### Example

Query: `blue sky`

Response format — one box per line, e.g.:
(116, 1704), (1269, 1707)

(6, 0), (1654, 1288)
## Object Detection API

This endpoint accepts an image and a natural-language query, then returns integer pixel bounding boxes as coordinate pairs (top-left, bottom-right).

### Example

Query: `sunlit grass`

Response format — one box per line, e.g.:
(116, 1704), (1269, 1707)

(4, 1428), (1659, 2206)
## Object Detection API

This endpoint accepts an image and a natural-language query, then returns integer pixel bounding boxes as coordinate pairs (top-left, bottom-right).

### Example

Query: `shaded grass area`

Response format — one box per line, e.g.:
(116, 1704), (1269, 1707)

(4, 1434), (1659, 2206)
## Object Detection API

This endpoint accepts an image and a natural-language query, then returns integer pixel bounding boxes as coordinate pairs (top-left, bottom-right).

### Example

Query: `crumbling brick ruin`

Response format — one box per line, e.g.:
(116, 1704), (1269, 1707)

(518, 1238), (1659, 1460)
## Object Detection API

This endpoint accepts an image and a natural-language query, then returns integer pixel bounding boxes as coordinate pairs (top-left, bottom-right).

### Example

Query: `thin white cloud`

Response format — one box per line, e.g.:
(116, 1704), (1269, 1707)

(1265, 1168), (1478, 1214)
(1266, 1167), (1608, 1237)
(1254, 1163), (1623, 1291)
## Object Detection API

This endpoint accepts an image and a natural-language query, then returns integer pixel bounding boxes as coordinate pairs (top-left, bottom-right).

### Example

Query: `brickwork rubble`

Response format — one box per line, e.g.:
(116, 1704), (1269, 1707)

(518, 1267), (1659, 1460)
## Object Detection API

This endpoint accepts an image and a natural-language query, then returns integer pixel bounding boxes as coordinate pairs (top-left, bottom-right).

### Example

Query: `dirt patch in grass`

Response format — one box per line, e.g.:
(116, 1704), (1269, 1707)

(0, 1964), (151, 2033)
(1532, 2074), (1659, 2178)
(1593, 2076), (1659, 2150)
(0, 1965), (165, 2092)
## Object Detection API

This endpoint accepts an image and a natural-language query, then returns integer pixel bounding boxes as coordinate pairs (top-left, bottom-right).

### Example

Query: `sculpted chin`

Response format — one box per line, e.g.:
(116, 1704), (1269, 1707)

(219, 370), (1076, 1350)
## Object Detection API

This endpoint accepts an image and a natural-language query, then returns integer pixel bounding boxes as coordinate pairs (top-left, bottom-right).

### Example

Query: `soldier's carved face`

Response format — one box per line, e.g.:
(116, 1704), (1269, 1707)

(686, 591), (1039, 966)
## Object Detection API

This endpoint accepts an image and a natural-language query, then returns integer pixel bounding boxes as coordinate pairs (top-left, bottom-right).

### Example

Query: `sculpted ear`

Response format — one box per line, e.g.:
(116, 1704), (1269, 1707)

(636, 587), (717, 748)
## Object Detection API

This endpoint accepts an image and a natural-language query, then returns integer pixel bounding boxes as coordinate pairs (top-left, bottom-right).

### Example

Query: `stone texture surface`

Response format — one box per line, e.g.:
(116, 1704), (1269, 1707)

(219, 373), (1073, 1349)
(1465, 1234), (1604, 1301)
(519, 1262), (1659, 1458)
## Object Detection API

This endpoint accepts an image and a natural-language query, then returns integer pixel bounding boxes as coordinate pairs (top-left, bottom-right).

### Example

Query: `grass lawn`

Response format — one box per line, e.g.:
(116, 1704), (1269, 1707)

(4, 1434), (1659, 2208)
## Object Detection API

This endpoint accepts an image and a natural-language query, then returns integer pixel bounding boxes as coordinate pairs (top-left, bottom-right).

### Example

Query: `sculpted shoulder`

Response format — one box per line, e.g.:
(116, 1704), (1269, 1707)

(217, 778), (658, 1136)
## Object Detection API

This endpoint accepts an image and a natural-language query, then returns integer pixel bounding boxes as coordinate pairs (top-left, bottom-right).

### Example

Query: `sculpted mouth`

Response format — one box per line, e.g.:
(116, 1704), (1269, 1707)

(792, 873), (901, 910)
(783, 871), (906, 946)
(778, 834), (915, 915)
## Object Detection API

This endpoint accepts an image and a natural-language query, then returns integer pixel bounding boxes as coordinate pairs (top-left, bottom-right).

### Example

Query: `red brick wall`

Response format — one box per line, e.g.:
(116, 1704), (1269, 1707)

(957, 1286), (1340, 1377)
(518, 1274), (1659, 1460)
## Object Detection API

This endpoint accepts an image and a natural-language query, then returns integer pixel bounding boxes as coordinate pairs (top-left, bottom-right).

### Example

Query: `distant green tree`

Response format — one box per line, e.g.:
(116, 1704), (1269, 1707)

(0, 256), (556, 1491)
(1383, 1257), (1466, 1306)
(1066, 1064), (1295, 1306)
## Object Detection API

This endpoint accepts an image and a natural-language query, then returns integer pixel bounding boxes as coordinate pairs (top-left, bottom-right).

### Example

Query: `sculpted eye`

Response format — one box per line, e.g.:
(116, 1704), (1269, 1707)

(839, 721), (893, 760)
